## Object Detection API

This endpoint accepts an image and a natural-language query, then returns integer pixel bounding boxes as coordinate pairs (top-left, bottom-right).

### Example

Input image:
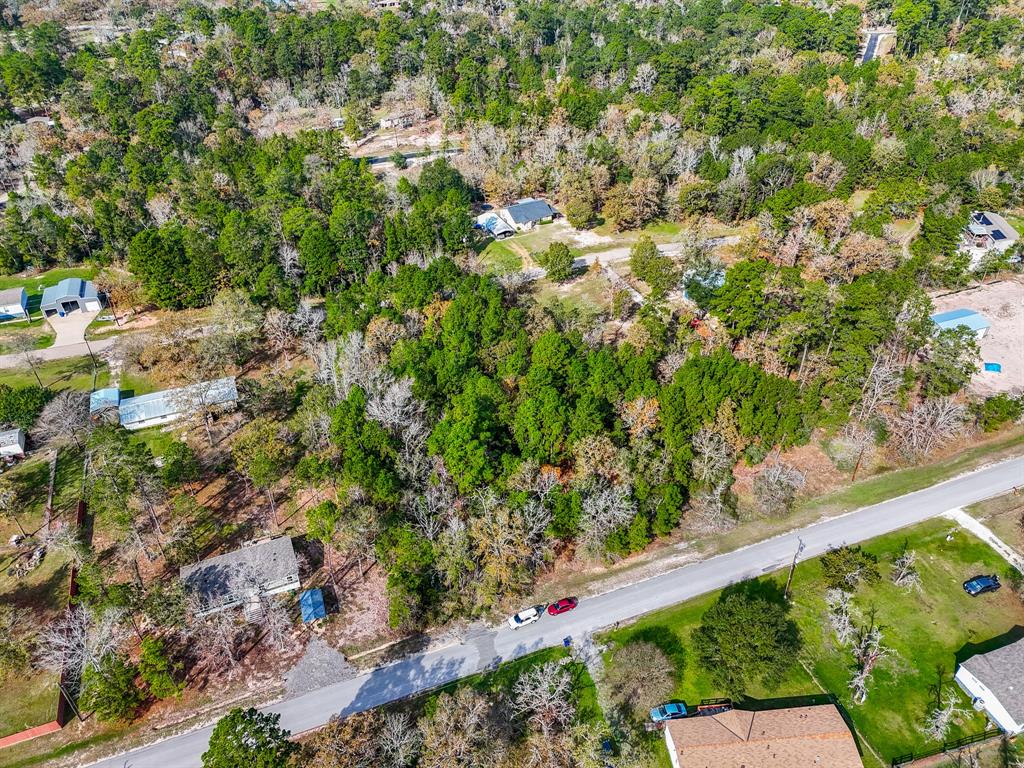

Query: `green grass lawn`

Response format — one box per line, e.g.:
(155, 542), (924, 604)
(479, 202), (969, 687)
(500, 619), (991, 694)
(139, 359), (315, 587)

(0, 671), (61, 738)
(129, 426), (177, 459)
(0, 356), (109, 392)
(118, 370), (160, 397)
(601, 519), (1024, 767)
(479, 239), (525, 274)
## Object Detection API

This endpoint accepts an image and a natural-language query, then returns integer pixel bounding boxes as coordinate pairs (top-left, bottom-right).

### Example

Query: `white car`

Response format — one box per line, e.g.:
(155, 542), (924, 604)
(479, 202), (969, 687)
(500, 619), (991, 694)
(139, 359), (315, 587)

(507, 606), (541, 630)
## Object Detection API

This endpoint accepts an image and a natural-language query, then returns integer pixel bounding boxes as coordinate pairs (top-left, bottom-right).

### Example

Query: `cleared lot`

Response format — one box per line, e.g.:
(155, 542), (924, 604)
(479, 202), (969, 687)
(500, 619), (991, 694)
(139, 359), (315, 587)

(931, 278), (1023, 396)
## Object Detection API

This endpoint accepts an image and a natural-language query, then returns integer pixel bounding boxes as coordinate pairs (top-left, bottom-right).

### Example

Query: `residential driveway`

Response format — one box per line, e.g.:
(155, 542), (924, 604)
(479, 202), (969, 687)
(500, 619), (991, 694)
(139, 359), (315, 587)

(85, 456), (1024, 768)
(0, 310), (113, 368)
(46, 308), (99, 348)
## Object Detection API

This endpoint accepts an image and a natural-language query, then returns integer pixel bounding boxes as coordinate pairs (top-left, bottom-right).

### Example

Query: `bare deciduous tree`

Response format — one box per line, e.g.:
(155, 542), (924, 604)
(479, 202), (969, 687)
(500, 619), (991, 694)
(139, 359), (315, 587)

(891, 549), (921, 591)
(578, 483), (636, 555)
(889, 398), (967, 460)
(825, 589), (857, 647)
(378, 711), (422, 768)
(36, 606), (128, 684)
(511, 661), (576, 737)
(923, 692), (966, 741)
(849, 623), (892, 704)
(33, 390), (91, 449)
(41, 521), (89, 569)
(691, 427), (734, 486)
(753, 462), (805, 518)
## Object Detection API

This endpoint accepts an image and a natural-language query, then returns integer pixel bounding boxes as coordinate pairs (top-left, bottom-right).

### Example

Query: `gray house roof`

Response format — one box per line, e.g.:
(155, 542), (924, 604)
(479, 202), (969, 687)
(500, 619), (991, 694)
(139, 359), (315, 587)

(0, 428), (24, 449)
(180, 537), (298, 609)
(40, 278), (99, 311)
(505, 198), (557, 225)
(960, 637), (1024, 724)
(969, 211), (1020, 245)
(0, 287), (26, 307)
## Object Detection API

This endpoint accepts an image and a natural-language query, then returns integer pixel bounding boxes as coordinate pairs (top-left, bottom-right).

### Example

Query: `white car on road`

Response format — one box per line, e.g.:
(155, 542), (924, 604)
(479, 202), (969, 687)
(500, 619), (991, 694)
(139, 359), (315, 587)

(507, 606), (541, 629)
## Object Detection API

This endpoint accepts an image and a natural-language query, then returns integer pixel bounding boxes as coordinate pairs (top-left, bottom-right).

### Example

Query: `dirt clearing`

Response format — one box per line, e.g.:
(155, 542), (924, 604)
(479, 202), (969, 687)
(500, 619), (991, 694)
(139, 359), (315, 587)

(931, 278), (1024, 396)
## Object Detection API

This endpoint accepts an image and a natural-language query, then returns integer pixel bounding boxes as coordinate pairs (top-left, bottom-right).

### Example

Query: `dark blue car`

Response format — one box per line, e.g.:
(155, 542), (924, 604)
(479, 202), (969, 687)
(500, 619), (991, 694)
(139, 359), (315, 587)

(650, 702), (688, 722)
(963, 575), (1000, 596)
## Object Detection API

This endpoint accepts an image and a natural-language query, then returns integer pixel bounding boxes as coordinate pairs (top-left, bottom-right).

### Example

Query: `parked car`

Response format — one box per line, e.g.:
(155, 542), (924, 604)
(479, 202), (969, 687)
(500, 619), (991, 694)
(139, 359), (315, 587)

(963, 575), (1001, 596)
(547, 597), (578, 615)
(507, 606), (541, 629)
(650, 702), (688, 723)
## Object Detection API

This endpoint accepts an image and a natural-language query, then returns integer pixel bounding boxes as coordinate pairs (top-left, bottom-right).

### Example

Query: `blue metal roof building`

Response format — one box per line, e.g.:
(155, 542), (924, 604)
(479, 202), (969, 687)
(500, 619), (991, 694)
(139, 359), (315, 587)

(931, 308), (990, 336)
(118, 377), (238, 430)
(89, 387), (122, 413)
(40, 278), (102, 316)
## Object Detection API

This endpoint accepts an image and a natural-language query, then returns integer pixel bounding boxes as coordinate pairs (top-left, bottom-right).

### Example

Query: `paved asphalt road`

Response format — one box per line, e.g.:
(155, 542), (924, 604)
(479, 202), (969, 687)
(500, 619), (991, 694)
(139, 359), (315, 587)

(89, 456), (1024, 768)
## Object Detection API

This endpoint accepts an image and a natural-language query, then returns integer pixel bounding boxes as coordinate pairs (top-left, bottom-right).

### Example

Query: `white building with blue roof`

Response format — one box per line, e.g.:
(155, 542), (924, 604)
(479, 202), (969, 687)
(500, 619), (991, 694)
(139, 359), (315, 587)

(40, 278), (102, 317)
(89, 377), (239, 430)
(930, 308), (990, 339)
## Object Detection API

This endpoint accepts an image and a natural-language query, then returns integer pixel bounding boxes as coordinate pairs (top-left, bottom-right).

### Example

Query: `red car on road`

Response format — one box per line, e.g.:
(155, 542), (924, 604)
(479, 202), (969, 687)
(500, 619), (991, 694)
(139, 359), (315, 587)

(547, 597), (578, 615)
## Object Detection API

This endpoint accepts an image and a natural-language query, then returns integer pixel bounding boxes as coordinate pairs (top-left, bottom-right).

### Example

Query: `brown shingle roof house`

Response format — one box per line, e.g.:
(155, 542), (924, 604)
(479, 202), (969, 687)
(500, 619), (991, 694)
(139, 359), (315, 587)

(664, 704), (863, 768)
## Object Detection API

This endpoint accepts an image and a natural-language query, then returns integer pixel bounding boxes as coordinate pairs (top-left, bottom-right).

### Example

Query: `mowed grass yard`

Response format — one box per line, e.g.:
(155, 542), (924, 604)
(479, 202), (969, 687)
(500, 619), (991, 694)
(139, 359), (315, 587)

(601, 519), (1024, 767)
(0, 356), (109, 391)
(0, 449), (86, 737)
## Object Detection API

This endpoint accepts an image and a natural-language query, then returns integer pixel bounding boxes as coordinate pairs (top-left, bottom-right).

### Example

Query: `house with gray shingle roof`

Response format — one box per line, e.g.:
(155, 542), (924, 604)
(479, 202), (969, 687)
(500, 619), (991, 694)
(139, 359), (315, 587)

(180, 537), (300, 617)
(498, 198), (559, 231)
(955, 636), (1024, 735)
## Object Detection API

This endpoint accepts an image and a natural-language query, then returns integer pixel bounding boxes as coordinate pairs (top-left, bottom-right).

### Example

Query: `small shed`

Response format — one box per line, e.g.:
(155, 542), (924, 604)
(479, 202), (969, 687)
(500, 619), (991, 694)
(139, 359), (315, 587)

(40, 278), (102, 317)
(931, 308), (990, 339)
(0, 428), (26, 458)
(300, 588), (327, 623)
(0, 287), (28, 320)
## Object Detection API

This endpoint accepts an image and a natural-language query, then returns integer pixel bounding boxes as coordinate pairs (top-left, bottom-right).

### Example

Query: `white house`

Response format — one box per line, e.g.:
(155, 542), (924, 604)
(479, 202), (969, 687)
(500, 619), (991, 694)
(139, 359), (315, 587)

(0, 428), (26, 458)
(955, 636), (1024, 735)
(180, 537), (301, 618)
(962, 211), (1020, 267)
(0, 287), (28, 320)
(930, 308), (990, 340)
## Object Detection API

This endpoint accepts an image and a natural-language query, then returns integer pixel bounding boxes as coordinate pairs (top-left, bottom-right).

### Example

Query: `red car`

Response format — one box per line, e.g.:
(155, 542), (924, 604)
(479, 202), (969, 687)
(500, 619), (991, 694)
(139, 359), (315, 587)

(547, 597), (578, 616)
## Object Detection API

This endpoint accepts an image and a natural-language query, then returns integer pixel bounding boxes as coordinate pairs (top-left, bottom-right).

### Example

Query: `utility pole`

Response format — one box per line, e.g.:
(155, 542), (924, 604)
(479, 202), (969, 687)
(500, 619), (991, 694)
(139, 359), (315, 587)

(784, 537), (806, 602)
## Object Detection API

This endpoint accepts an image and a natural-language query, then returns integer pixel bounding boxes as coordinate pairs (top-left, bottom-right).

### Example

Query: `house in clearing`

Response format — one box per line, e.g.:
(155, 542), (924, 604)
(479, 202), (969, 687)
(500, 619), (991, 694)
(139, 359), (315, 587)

(498, 198), (559, 232)
(0, 287), (28, 320)
(961, 211), (1020, 267)
(663, 703), (863, 768)
(930, 308), (990, 340)
(180, 537), (301, 618)
(40, 278), (102, 316)
(955, 635), (1024, 735)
